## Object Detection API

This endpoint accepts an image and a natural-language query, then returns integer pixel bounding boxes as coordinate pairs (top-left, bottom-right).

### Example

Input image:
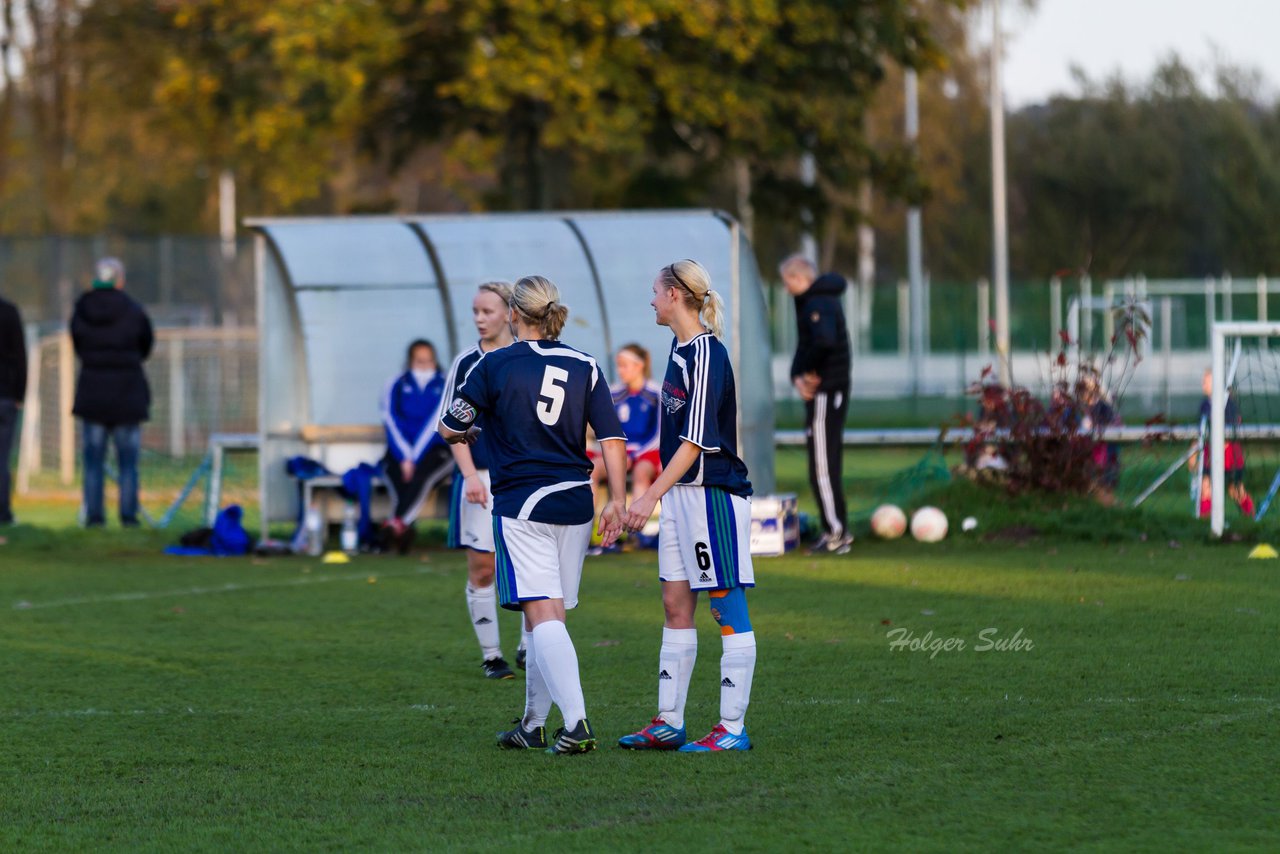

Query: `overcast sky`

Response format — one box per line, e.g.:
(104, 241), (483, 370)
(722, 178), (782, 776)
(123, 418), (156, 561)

(987, 0), (1278, 106)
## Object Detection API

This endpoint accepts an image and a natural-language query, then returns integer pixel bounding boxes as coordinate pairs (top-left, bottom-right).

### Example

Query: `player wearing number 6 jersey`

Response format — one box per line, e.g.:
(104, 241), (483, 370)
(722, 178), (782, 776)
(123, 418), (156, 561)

(619, 259), (757, 753)
(439, 275), (629, 756)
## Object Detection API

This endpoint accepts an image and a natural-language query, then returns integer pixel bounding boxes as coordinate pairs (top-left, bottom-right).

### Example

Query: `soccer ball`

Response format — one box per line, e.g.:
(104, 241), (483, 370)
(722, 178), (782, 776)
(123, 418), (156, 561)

(910, 506), (948, 543)
(870, 504), (908, 539)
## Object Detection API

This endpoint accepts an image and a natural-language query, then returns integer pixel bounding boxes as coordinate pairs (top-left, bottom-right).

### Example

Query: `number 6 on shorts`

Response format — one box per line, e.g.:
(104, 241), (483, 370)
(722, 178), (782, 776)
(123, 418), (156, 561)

(658, 484), (755, 592)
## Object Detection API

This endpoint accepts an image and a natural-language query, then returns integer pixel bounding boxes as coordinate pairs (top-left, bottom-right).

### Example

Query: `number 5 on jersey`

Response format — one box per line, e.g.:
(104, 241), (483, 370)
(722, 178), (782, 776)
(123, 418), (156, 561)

(537, 366), (569, 425)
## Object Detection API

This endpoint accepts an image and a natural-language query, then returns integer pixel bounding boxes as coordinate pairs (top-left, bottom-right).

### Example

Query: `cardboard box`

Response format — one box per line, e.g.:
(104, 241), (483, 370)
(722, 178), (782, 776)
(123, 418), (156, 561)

(749, 493), (799, 557)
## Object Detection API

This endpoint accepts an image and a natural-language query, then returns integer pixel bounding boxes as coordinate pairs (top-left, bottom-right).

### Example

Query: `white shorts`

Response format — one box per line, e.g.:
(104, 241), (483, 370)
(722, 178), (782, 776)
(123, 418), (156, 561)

(448, 469), (495, 552)
(493, 516), (593, 611)
(658, 485), (755, 591)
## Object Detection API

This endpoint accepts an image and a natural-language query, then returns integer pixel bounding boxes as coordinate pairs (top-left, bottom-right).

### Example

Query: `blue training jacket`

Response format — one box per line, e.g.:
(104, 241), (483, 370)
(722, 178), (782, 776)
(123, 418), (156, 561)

(383, 369), (446, 463)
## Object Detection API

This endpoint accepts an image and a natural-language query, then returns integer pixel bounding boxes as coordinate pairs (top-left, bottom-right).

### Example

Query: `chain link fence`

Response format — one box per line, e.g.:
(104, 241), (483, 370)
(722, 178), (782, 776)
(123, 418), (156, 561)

(1, 235), (254, 327)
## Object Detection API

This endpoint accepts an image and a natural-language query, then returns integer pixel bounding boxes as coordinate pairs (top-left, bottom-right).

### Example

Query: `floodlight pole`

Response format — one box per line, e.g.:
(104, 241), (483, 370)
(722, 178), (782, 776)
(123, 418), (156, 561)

(990, 0), (1011, 386)
(906, 68), (924, 397)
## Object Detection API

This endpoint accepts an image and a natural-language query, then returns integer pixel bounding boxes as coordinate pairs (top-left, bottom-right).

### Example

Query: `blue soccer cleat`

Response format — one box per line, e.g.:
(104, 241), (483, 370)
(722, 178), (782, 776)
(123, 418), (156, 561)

(678, 723), (752, 752)
(617, 716), (687, 750)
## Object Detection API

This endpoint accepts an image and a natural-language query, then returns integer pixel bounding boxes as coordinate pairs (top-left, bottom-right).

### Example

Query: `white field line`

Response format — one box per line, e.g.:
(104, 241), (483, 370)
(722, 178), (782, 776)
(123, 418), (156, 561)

(4, 695), (1275, 720)
(10, 566), (441, 611)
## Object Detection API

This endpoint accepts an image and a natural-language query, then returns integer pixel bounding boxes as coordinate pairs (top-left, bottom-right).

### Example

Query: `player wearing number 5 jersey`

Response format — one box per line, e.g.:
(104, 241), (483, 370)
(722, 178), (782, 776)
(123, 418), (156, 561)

(619, 259), (757, 753)
(440, 275), (629, 756)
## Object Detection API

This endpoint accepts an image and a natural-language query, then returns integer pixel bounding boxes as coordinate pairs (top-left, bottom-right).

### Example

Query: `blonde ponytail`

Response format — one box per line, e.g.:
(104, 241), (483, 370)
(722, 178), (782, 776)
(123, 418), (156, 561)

(700, 289), (725, 339)
(660, 259), (723, 338)
(512, 275), (570, 339)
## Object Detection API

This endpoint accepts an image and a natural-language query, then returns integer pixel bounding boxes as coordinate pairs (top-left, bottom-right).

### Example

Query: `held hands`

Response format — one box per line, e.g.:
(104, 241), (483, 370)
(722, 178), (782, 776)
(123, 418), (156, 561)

(443, 425), (482, 446)
(624, 490), (658, 534)
(464, 472), (488, 508)
(400, 460), (416, 482)
(598, 499), (627, 548)
(793, 372), (820, 402)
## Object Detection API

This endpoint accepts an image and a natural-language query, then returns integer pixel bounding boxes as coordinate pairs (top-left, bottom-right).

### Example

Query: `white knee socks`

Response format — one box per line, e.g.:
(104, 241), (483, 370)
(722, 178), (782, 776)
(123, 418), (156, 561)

(657, 627), (698, 729)
(465, 584), (502, 661)
(520, 625), (551, 729)
(531, 620), (586, 730)
(719, 631), (756, 735)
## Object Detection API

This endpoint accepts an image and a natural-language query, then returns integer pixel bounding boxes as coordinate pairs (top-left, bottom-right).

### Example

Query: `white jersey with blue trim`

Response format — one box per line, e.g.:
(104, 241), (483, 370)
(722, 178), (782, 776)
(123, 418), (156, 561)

(440, 342), (498, 470)
(659, 332), (752, 497)
(439, 339), (625, 525)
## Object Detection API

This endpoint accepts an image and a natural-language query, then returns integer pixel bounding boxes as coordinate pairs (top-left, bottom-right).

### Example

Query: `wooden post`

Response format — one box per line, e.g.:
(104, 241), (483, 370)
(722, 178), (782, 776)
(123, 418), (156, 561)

(59, 331), (75, 485)
(16, 325), (41, 494)
(168, 335), (186, 457)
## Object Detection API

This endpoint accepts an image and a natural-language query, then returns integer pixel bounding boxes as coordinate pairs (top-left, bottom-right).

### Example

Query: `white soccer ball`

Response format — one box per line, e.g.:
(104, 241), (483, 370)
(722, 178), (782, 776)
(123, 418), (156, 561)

(910, 506), (948, 543)
(870, 504), (908, 539)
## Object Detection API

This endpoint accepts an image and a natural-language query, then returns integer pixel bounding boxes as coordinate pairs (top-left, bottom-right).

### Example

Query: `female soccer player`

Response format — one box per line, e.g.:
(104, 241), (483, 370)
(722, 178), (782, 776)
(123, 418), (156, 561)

(439, 275), (629, 755)
(439, 282), (522, 679)
(619, 259), (757, 753)
(378, 339), (454, 554)
(588, 344), (662, 552)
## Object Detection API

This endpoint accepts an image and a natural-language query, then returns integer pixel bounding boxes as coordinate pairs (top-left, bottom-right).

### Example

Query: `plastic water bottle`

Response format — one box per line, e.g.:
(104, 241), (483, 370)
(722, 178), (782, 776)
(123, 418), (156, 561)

(340, 503), (359, 554)
(304, 506), (324, 556)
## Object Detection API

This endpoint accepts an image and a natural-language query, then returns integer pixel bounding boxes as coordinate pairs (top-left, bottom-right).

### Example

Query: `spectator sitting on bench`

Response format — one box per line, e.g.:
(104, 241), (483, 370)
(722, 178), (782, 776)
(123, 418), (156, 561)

(379, 339), (454, 553)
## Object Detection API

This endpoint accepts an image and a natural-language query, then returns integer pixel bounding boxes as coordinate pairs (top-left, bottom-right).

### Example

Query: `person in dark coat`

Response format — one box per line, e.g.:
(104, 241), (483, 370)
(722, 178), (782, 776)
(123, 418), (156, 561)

(0, 292), (26, 525)
(70, 258), (154, 527)
(782, 254), (852, 554)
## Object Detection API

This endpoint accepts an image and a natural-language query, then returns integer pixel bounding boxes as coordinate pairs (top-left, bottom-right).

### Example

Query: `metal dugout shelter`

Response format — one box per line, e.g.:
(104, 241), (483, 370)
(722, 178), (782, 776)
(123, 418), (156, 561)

(248, 210), (775, 536)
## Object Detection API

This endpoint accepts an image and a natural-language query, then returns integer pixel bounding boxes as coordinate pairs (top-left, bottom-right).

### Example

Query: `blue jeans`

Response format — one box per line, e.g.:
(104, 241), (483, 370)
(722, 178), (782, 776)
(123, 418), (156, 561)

(0, 398), (16, 523)
(82, 421), (141, 526)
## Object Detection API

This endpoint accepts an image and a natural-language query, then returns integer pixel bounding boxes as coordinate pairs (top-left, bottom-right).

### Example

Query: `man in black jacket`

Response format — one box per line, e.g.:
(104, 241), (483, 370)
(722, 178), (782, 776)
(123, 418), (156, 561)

(0, 292), (26, 525)
(70, 258), (154, 527)
(782, 254), (852, 554)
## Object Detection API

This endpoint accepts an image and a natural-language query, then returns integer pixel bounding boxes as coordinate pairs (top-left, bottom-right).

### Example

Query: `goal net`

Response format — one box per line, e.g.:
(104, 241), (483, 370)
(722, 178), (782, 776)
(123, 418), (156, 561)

(1208, 321), (1280, 537)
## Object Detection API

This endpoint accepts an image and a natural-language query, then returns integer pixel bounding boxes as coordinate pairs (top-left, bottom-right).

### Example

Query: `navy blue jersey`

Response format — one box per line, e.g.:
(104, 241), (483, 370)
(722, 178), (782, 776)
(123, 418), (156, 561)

(440, 342), (501, 470)
(659, 333), (752, 497)
(382, 369), (446, 463)
(612, 379), (661, 457)
(439, 340), (625, 524)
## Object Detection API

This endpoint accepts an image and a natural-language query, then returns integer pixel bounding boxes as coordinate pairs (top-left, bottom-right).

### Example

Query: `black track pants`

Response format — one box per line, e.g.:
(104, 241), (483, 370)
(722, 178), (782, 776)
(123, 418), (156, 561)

(805, 388), (848, 537)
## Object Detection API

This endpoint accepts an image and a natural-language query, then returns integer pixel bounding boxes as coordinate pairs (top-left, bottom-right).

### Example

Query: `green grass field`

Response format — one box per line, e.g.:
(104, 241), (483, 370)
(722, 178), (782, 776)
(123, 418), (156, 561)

(2, 449), (1278, 850)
